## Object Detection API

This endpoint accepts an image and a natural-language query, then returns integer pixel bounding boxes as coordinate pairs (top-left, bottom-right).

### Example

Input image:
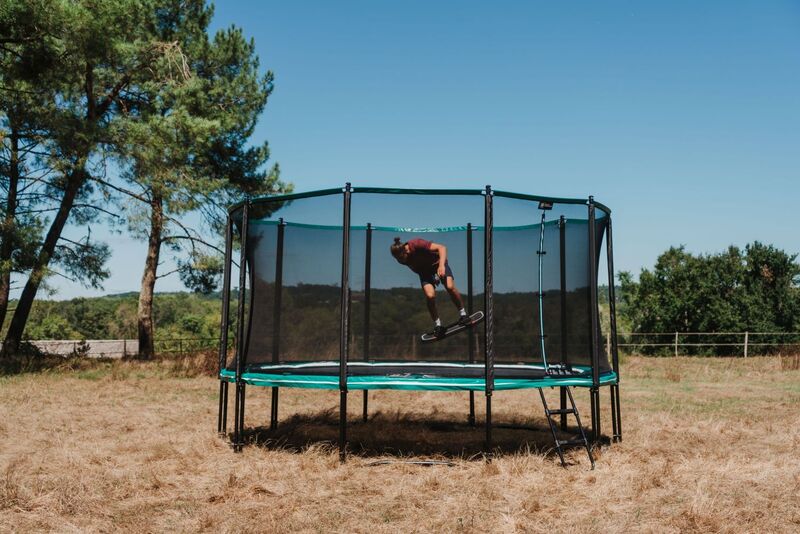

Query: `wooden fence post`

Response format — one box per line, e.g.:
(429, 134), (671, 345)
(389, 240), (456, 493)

(744, 331), (749, 358)
(674, 332), (678, 357)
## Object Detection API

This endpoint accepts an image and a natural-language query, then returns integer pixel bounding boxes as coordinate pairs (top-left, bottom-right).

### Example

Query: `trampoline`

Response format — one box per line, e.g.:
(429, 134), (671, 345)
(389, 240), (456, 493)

(217, 185), (622, 466)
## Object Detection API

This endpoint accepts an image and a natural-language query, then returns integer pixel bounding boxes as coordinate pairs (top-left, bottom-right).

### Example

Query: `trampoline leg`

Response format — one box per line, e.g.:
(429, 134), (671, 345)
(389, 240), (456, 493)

(559, 386), (567, 431)
(468, 391), (476, 426)
(218, 380), (226, 435)
(233, 383), (240, 450)
(484, 393), (493, 459)
(221, 381), (229, 434)
(611, 384), (622, 442)
(339, 390), (348, 462)
(610, 385), (617, 441)
(223, 381), (229, 434)
(590, 387), (600, 444)
(237, 383), (247, 451)
(270, 387), (279, 431)
(362, 391), (368, 422)
(233, 382), (242, 452)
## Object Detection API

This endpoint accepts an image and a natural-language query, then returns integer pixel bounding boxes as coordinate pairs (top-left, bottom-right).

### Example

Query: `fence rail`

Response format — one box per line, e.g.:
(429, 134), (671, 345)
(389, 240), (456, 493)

(28, 331), (800, 359)
(616, 331), (800, 357)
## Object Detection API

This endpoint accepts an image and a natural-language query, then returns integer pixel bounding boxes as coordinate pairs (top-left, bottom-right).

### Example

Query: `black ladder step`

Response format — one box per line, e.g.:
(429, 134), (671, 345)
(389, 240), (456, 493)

(546, 408), (575, 416)
(538, 387), (595, 469)
(557, 439), (588, 447)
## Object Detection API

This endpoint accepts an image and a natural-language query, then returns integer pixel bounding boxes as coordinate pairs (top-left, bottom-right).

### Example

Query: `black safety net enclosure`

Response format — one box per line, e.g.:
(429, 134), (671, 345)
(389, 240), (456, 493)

(218, 185), (621, 466)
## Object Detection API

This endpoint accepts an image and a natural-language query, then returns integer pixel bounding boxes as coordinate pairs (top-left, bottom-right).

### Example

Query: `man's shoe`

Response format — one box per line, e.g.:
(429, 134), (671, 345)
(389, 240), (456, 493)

(433, 325), (446, 338)
(458, 314), (472, 326)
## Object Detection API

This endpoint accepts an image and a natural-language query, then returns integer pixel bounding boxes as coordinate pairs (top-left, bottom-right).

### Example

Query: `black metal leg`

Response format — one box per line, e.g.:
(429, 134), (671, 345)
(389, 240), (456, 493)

(469, 391), (476, 426)
(233, 383), (240, 450)
(339, 390), (348, 462)
(590, 387), (600, 443)
(612, 384), (622, 442)
(484, 393), (493, 459)
(559, 386), (567, 431)
(217, 381), (223, 434)
(610, 385), (618, 441)
(362, 391), (368, 422)
(221, 381), (229, 434)
(270, 387), (279, 430)
(237, 383), (246, 451)
(234, 383), (247, 452)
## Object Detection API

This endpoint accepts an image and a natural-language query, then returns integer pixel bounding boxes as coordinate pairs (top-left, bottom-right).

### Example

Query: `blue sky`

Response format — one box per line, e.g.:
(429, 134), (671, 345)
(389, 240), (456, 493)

(49, 1), (800, 298)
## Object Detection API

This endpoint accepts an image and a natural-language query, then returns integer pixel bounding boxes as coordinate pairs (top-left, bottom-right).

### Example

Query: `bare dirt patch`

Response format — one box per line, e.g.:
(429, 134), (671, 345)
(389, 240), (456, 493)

(1, 356), (798, 532)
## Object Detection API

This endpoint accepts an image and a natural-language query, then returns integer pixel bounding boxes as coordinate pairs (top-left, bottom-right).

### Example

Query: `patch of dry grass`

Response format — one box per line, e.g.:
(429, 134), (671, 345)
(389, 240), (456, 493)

(1, 356), (799, 532)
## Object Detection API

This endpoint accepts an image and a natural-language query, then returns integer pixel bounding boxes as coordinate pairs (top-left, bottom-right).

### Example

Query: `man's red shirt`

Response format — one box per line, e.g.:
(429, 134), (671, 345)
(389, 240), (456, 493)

(404, 238), (440, 275)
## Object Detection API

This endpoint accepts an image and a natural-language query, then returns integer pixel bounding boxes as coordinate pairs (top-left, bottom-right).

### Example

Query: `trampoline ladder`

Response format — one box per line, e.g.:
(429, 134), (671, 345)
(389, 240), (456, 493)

(539, 387), (595, 469)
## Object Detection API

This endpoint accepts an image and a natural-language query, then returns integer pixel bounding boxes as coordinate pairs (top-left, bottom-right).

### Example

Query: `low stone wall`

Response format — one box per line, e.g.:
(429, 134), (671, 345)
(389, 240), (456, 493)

(30, 339), (139, 359)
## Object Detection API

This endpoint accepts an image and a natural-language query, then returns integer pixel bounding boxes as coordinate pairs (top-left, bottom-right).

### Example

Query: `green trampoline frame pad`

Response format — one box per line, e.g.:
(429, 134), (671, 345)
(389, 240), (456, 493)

(219, 367), (618, 391)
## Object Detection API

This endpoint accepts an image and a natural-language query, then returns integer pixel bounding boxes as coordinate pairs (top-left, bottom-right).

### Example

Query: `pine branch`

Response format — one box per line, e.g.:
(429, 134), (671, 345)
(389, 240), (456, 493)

(155, 267), (182, 280)
(73, 203), (122, 219)
(91, 176), (150, 203)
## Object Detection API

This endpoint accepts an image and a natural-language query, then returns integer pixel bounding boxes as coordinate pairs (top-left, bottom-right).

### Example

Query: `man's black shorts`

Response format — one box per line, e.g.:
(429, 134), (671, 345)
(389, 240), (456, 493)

(419, 261), (454, 287)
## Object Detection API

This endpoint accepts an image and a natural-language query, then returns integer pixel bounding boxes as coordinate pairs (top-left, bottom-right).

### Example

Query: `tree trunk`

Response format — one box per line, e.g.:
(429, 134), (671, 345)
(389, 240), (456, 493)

(2, 168), (85, 355)
(0, 129), (20, 329)
(137, 193), (163, 359)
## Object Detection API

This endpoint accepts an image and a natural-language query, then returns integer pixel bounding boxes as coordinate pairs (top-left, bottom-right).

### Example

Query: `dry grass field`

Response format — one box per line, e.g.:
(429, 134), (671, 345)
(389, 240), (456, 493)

(1, 354), (799, 533)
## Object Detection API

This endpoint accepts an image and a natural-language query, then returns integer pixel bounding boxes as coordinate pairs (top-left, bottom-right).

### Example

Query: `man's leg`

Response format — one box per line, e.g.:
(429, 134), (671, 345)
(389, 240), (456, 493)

(444, 276), (465, 310)
(423, 283), (446, 336)
(422, 282), (438, 322)
(444, 276), (470, 325)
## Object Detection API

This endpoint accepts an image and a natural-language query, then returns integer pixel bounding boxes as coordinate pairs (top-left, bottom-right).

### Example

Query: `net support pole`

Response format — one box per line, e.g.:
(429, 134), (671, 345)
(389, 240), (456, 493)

(362, 223), (372, 422)
(339, 183), (352, 462)
(467, 222), (476, 427)
(605, 215), (622, 442)
(484, 186), (495, 456)
(217, 214), (233, 435)
(270, 219), (286, 431)
(588, 197), (601, 443)
(233, 202), (249, 452)
(536, 211), (549, 371)
(558, 215), (568, 431)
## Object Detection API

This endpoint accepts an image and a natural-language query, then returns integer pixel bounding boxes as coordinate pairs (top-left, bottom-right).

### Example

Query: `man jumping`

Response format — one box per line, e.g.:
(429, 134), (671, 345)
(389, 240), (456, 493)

(390, 237), (470, 337)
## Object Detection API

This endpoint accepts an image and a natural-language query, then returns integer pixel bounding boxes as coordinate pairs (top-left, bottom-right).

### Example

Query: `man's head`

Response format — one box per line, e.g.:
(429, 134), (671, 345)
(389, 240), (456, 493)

(390, 237), (409, 264)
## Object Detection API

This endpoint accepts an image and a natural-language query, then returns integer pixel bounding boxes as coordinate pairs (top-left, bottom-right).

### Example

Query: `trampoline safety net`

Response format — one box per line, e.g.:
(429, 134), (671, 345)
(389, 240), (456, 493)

(227, 188), (611, 376)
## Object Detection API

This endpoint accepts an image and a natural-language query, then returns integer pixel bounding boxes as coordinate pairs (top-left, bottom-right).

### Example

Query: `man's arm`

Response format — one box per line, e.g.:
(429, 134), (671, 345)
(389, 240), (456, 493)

(429, 242), (447, 277)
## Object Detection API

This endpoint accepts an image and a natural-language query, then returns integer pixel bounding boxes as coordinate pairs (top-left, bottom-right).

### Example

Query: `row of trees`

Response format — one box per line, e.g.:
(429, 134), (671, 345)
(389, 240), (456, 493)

(619, 242), (800, 354)
(11, 240), (800, 360)
(0, 0), (290, 358)
(22, 292), (221, 341)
